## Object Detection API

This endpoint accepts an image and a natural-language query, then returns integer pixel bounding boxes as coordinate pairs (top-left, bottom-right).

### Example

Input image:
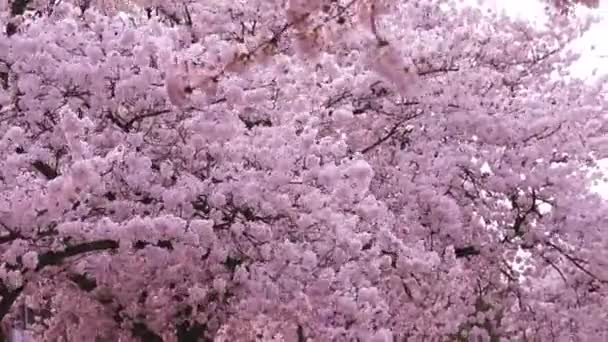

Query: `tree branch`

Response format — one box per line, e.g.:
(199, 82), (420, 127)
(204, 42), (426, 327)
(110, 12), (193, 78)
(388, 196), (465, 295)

(1, 239), (119, 322)
(454, 246), (481, 258)
(31, 160), (59, 180)
(360, 119), (409, 154)
(36, 239), (119, 270)
(0, 284), (24, 324)
(546, 241), (608, 284)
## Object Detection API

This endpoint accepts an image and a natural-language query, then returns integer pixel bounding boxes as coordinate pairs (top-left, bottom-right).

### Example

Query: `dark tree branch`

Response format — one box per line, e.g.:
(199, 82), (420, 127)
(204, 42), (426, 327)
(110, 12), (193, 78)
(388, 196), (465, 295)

(124, 109), (171, 131)
(0, 284), (24, 324)
(360, 119), (409, 154)
(417, 66), (460, 77)
(10, 0), (32, 16)
(31, 160), (59, 180)
(132, 239), (173, 251)
(68, 273), (98, 292)
(132, 322), (163, 342)
(0, 239), (119, 334)
(176, 321), (209, 342)
(0, 232), (21, 245)
(77, 0), (92, 15)
(546, 241), (608, 284)
(455, 246), (481, 258)
(239, 115), (272, 130)
(297, 324), (306, 342)
(36, 239), (119, 270)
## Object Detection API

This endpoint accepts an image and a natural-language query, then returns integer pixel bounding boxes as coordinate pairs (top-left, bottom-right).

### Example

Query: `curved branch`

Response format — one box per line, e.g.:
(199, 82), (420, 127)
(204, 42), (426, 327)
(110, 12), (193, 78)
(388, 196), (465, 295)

(36, 239), (119, 271)
(0, 239), (120, 322)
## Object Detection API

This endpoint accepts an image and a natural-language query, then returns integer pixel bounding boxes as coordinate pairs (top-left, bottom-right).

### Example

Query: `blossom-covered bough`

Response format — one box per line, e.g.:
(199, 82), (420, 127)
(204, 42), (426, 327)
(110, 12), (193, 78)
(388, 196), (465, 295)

(1, 0), (607, 341)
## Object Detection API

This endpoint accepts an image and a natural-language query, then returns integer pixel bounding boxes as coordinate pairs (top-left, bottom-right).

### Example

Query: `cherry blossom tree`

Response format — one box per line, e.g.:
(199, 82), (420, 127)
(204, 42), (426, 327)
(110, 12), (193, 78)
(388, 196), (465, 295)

(547, 0), (600, 14)
(1, 0), (607, 341)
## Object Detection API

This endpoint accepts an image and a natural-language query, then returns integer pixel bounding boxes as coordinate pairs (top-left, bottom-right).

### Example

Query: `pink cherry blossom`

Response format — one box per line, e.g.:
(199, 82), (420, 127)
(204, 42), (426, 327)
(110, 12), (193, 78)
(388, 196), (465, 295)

(0, 0), (607, 341)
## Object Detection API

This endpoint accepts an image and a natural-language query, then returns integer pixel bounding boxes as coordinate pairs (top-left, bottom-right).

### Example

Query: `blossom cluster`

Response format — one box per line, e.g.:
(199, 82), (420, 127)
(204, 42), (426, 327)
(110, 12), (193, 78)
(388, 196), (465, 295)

(0, 0), (607, 341)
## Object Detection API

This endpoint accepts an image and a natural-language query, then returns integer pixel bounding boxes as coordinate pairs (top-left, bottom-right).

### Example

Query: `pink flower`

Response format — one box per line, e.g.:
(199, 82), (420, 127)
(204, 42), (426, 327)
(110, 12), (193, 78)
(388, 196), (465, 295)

(165, 69), (189, 107)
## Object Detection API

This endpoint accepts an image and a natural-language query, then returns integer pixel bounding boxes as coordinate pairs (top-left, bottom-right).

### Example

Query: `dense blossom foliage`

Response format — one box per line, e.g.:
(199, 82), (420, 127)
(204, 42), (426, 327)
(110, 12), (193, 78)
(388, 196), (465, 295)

(1, 0), (607, 341)
(547, 0), (600, 14)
